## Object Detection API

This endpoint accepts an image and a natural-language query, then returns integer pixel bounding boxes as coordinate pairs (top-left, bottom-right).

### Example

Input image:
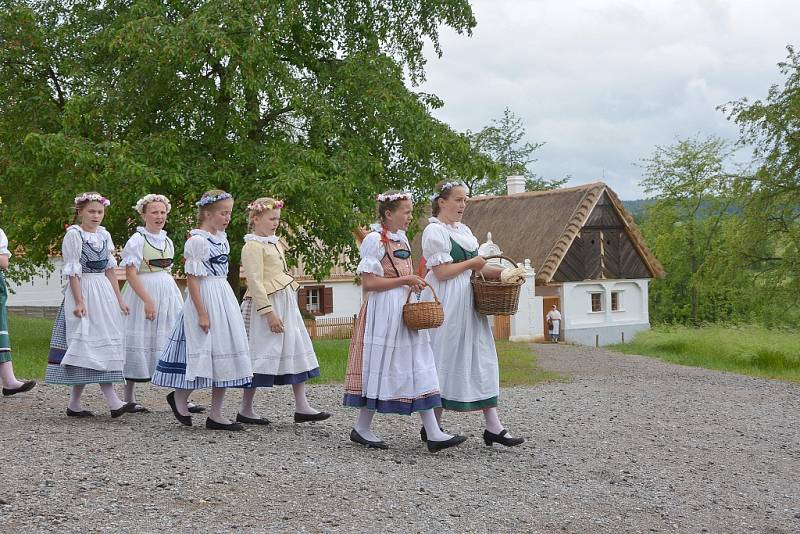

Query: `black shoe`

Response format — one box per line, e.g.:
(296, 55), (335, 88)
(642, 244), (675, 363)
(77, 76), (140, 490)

(166, 391), (192, 427)
(2, 380), (36, 396)
(294, 411), (332, 423)
(111, 402), (138, 418)
(236, 413), (271, 425)
(420, 425), (446, 442)
(427, 434), (468, 453)
(66, 408), (95, 418)
(129, 404), (150, 414)
(483, 429), (525, 447)
(187, 402), (206, 414)
(349, 429), (388, 449)
(206, 418), (244, 431)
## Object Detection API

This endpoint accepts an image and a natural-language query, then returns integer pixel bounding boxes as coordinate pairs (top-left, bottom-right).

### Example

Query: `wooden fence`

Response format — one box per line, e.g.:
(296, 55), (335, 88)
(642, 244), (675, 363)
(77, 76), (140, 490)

(304, 315), (357, 340)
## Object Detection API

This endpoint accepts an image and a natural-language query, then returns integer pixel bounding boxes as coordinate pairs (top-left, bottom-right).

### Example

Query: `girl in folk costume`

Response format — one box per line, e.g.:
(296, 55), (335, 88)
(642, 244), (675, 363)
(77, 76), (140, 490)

(119, 194), (183, 412)
(0, 220), (37, 397)
(344, 191), (467, 452)
(236, 198), (331, 425)
(151, 190), (253, 431)
(422, 181), (526, 447)
(44, 193), (137, 418)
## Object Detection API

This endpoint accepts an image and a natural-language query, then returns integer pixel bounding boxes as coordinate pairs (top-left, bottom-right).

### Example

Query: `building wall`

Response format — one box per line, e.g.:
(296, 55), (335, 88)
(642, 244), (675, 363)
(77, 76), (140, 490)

(309, 280), (362, 319)
(560, 278), (650, 346)
(7, 258), (68, 307)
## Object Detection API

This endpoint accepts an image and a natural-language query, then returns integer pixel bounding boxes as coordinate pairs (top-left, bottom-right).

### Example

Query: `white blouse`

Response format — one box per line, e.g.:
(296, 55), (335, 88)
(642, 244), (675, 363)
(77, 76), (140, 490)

(62, 225), (118, 277)
(421, 217), (479, 267)
(120, 227), (169, 268)
(0, 229), (10, 256)
(184, 229), (227, 276)
(356, 224), (409, 277)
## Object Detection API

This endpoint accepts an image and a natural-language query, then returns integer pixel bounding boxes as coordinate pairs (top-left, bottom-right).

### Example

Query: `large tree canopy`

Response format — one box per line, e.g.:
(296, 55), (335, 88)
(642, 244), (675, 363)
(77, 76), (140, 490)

(0, 0), (485, 286)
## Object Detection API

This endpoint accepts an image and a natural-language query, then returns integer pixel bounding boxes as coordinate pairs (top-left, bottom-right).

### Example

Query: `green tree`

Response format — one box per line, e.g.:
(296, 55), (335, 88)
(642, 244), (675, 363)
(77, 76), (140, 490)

(462, 108), (565, 196)
(639, 135), (742, 324)
(0, 0), (482, 291)
(722, 45), (800, 311)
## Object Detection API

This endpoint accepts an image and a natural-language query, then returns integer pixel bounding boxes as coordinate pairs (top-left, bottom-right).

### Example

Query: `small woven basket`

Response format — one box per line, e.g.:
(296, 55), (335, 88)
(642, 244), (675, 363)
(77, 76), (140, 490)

(403, 285), (445, 330)
(471, 254), (523, 316)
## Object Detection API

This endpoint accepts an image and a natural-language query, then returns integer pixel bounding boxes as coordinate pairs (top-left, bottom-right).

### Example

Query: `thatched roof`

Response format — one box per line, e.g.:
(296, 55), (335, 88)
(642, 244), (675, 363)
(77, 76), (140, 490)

(415, 181), (663, 284)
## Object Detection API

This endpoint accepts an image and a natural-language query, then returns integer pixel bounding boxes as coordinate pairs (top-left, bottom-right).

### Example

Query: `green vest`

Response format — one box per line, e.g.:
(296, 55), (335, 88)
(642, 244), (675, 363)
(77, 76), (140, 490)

(449, 238), (477, 263)
(138, 233), (175, 273)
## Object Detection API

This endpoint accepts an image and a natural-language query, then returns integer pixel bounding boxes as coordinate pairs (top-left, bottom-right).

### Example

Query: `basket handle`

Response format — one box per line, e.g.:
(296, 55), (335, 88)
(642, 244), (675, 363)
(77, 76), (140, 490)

(473, 254), (518, 281)
(406, 284), (440, 304)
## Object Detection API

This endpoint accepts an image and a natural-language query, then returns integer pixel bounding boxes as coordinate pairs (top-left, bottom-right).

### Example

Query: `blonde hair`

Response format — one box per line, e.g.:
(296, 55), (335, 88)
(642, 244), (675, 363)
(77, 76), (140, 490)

(196, 189), (232, 224)
(246, 197), (283, 231)
(376, 190), (411, 224)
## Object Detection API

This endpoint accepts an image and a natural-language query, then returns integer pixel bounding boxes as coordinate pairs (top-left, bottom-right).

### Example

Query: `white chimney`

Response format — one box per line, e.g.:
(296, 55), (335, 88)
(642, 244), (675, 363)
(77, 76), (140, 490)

(506, 175), (525, 195)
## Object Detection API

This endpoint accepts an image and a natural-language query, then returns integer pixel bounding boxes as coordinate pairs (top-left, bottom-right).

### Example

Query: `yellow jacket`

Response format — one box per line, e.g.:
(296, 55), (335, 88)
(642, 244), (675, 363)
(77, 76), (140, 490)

(241, 236), (299, 315)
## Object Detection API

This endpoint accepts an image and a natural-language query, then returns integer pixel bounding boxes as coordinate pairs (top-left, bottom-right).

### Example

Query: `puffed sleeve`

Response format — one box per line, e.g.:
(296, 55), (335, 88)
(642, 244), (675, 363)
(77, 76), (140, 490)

(356, 233), (385, 276)
(120, 233), (144, 268)
(102, 229), (118, 269)
(421, 225), (453, 267)
(241, 242), (272, 314)
(0, 229), (10, 257)
(61, 230), (83, 277)
(183, 235), (209, 276)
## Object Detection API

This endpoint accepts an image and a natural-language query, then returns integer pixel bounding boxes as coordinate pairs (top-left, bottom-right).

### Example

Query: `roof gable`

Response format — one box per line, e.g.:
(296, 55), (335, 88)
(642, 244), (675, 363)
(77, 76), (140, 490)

(456, 182), (664, 283)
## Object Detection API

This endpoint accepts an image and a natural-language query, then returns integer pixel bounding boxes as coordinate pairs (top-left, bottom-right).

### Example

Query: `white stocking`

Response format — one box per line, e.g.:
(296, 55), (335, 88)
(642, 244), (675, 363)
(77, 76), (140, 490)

(0, 361), (23, 389)
(354, 408), (381, 442)
(100, 383), (125, 411)
(123, 381), (136, 403)
(420, 409), (451, 441)
(484, 407), (514, 436)
(68, 385), (85, 411)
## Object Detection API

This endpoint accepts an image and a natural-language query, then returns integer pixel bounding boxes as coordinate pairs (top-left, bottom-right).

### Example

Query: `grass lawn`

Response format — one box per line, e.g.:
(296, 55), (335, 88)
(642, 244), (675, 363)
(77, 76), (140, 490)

(7, 315), (556, 386)
(610, 324), (800, 382)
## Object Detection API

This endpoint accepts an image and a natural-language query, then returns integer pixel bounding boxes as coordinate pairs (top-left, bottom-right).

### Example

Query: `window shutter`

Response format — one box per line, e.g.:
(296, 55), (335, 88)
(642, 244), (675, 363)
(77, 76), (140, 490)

(297, 287), (307, 311)
(323, 287), (334, 315)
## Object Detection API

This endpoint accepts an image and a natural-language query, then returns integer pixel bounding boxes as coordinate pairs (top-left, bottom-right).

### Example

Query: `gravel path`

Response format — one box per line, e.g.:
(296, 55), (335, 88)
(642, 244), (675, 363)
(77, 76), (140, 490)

(1, 344), (799, 533)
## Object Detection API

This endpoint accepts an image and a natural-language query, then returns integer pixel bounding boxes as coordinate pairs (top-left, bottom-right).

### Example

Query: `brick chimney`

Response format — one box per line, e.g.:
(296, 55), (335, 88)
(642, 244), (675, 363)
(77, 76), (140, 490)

(506, 175), (525, 195)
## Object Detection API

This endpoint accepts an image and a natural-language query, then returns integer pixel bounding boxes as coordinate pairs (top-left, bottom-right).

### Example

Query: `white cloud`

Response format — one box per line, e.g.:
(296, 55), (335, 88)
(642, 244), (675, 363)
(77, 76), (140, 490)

(416, 0), (799, 198)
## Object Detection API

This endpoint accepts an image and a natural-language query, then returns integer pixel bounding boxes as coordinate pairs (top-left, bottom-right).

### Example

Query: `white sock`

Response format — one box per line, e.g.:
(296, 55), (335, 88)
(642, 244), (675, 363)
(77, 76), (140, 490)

(174, 389), (192, 417)
(354, 408), (381, 442)
(0, 361), (24, 389)
(420, 409), (452, 441)
(239, 388), (259, 418)
(209, 387), (231, 424)
(100, 383), (125, 411)
(123, 381), (136, 403)
(68, 385), (85, 411)
(292, 383), (318, 414)
(483, 407), (513, 436)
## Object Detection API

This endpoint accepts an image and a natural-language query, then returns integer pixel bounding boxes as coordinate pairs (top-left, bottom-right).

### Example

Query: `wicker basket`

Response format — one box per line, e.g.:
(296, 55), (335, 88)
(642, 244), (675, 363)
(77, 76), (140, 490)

(471, 254), (523, 316)
(403, 285), (445, 330)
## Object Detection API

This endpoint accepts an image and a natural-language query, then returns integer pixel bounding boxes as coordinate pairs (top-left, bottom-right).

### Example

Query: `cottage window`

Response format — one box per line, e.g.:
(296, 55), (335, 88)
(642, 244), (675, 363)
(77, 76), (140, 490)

(611, 291), (622, 311)
(306, 288), (321, 312)
(297, 285), (335, 316)
(590, 292), (603, 312)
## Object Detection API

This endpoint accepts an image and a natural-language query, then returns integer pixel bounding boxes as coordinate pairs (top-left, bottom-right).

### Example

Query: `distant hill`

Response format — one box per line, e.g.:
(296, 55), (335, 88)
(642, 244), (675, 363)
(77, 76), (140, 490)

(621, 199), (654, 222)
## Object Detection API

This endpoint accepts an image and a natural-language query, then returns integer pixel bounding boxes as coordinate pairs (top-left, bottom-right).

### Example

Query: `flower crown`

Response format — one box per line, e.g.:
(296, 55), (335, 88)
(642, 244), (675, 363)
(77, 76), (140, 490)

(133, 194), (172, 214)
(376, 192), (413, 202)
(195, 192), (232, 207)
(247, 199), (284, 212)
(429, 181), (467, 202)
(74, 193), (111, 207)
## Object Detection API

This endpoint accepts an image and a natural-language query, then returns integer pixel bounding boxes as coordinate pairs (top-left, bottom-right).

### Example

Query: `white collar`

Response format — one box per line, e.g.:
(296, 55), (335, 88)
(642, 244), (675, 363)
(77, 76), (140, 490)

(137, 226), (167, 242)
(427, 217), (479, 251)
(68, 224), (106, 244)
(190, 229), (226, 243)
(369, 223), (407, 243)
(244, 233), (280, 245)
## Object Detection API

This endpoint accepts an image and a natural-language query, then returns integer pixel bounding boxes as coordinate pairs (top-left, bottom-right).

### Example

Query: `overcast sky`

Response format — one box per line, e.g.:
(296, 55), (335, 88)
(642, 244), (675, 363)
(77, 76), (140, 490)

(416, 0), (798, 199)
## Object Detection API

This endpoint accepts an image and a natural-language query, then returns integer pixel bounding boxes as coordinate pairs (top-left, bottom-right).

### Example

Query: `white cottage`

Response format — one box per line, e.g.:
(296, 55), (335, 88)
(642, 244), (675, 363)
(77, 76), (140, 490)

(430, 179), (665, 347)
